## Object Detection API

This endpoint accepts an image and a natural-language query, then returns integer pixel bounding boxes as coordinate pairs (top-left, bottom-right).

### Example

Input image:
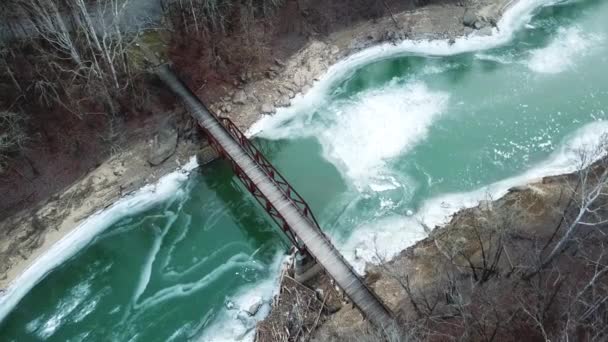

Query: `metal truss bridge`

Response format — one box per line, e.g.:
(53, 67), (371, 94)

(155, 65), (393, 328)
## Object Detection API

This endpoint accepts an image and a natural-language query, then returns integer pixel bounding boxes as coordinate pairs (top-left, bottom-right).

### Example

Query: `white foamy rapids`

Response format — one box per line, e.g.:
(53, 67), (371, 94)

(528, 26), (602, 74)
(26, 281), (92, 339)
(197, 253), (290, 342)
(247, 0), (559, 138)
(0, 157), (199, 322)
(321, 81), (448, 189)
(341, 121), (608, 274)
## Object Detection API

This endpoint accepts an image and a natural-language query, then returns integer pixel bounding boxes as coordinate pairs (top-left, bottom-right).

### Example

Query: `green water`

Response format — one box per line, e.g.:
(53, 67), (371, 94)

(2, 0), (608, 340)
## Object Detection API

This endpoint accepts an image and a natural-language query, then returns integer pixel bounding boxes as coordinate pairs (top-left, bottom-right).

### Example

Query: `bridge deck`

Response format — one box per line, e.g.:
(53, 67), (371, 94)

(156, 65), (393, 328)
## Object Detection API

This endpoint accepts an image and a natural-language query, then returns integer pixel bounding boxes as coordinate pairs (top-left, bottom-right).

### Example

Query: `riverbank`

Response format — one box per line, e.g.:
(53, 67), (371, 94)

(304, 166), (592, 340)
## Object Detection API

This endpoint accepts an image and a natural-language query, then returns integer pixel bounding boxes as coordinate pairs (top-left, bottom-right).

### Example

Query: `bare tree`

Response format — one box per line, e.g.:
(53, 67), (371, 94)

(6, 0), (141, 117)
(535, 138), (608, 272)
(0, 111), (29, 171)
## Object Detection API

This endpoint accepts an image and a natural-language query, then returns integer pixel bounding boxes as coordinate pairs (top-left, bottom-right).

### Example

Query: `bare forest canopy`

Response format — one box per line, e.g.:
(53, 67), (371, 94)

(0, 0), (413, 219)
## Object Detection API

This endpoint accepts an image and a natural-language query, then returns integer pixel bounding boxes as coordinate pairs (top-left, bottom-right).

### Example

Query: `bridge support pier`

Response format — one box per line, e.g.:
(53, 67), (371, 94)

(196, 142), (219, 166)
(294, 250), (323, 284)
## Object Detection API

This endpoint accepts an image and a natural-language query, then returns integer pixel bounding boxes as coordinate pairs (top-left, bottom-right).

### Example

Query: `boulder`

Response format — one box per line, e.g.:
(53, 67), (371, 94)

(261, 103), (275, 114)
(315, 288), (324, 301)
(463, 9), (478, 28)
(147, 119), (178, 166)
(245, 300), (263, 316)
(478, 26), (493, 36)
(293, 71), (309, 87)
(225, 300), (236, 310)
(509, 185), (529, 193)
(283, 82), (296, 92)
(276, 95), (291, 107)
(232, 90), (247, 105)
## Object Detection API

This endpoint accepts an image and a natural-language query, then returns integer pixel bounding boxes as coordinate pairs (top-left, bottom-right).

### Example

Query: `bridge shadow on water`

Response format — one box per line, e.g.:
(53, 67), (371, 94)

(195, 157), (290, 255)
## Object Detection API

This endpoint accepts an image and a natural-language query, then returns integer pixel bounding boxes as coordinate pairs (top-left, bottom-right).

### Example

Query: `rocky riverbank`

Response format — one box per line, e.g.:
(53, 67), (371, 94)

(1, 0), (511, 320)
(207, 0), (513, 132)
(300, 170), (580, 341)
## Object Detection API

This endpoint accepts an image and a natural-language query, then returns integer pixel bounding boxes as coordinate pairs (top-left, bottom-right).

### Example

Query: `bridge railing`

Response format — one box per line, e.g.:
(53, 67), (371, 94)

(217, 117), (323, 230)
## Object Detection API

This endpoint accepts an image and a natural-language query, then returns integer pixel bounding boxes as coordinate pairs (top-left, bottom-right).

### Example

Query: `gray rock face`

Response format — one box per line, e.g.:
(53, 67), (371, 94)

(463, 9), (478, 28)
(147, 119), (178, 166)
(232, 90), (247, 105)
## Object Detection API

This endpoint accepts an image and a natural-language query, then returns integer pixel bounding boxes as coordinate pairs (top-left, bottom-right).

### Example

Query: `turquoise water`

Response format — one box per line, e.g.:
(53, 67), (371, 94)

(1, 0), (607, 340)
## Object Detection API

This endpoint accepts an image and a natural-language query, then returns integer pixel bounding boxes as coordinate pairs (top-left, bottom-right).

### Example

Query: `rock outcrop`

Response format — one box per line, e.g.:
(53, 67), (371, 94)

(147, 118), (178, 166)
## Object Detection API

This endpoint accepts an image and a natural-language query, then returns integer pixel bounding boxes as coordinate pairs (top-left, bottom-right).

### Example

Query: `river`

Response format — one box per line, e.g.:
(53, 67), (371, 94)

(1, 0), (607, 340)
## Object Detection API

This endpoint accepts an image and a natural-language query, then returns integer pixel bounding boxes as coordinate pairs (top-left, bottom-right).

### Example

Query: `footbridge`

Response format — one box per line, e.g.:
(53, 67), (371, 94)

(154, 65), (393, 328)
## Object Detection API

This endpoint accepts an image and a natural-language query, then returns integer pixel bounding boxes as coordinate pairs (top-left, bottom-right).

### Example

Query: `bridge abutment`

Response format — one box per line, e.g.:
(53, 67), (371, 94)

(294, 250), (323, 284)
